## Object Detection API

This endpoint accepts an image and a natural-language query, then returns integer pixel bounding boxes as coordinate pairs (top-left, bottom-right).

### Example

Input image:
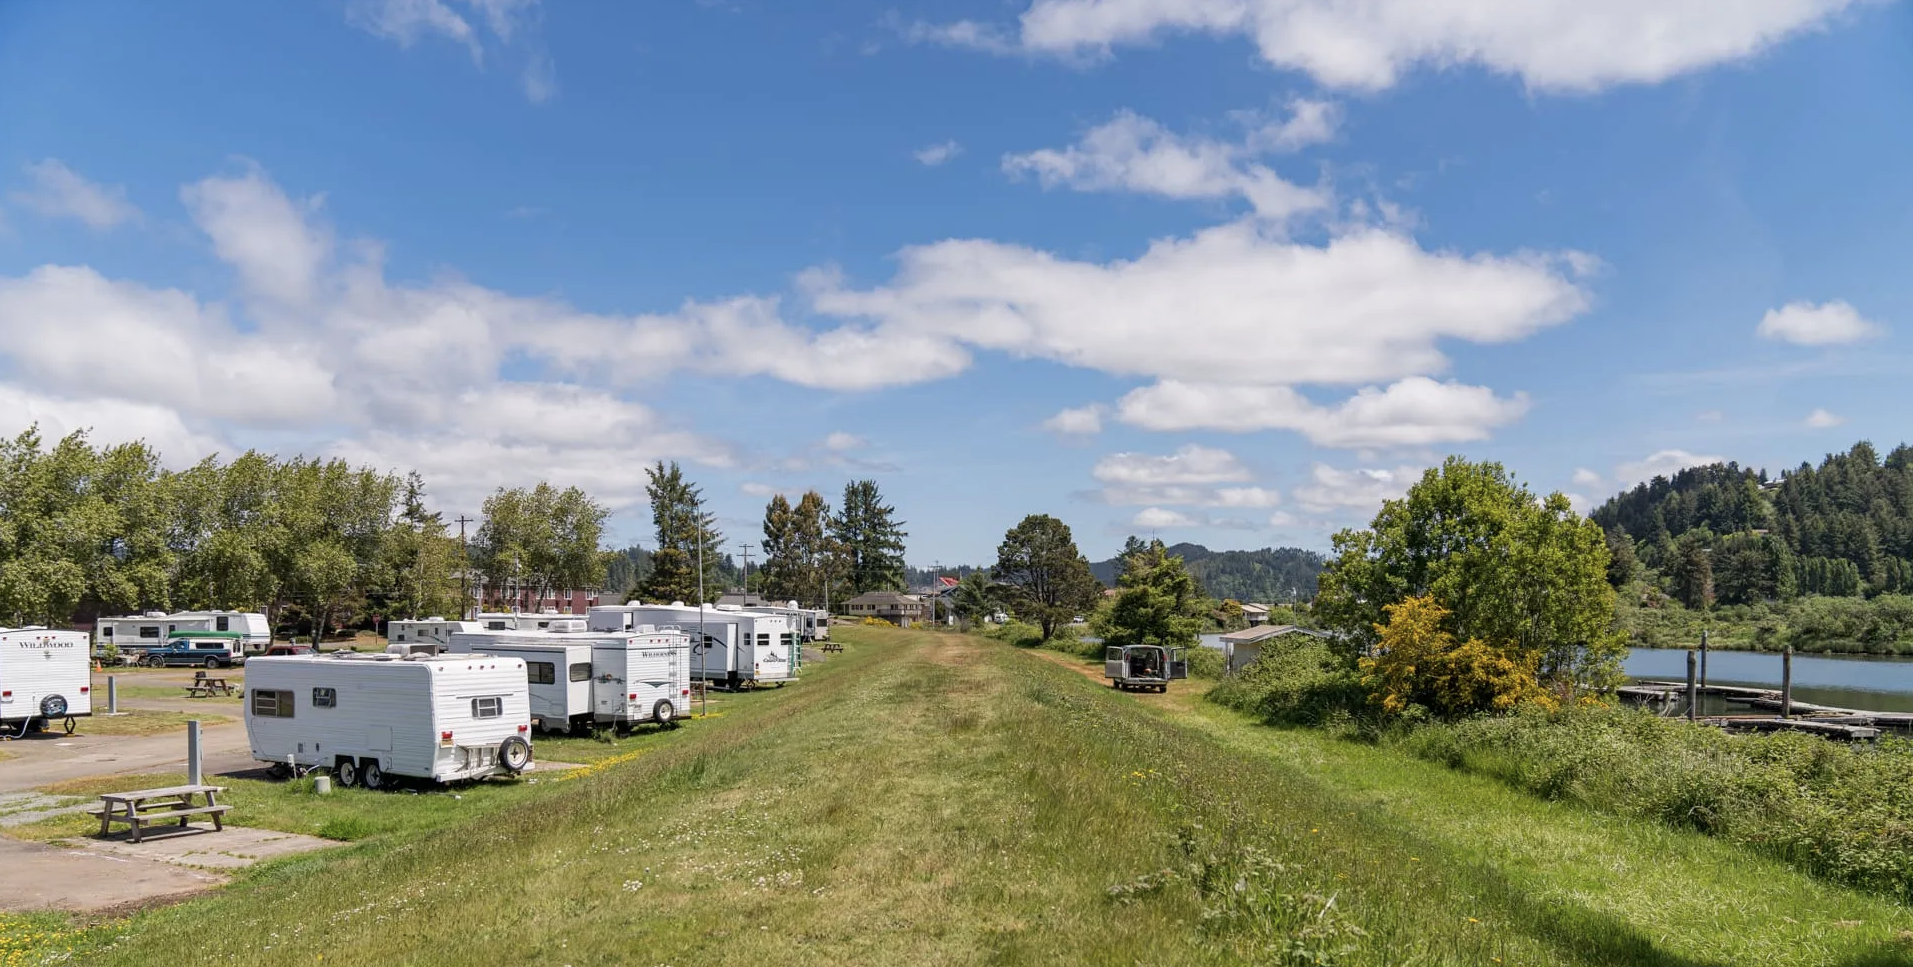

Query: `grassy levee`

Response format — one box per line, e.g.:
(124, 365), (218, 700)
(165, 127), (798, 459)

(41, 625), (1913, 966)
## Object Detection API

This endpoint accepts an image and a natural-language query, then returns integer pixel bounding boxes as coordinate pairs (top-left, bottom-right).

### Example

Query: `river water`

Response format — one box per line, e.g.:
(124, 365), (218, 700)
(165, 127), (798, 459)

(1625, 648), (1913, 713)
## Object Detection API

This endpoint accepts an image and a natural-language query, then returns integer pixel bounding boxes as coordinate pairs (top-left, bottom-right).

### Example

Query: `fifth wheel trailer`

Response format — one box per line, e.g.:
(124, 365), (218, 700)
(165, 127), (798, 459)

(446, 628), (692, 733)
(243, 652), (534, 788)
(95, 610), (270, 654)
(0, 628), (91, 733)
(587, 603), (795, 688)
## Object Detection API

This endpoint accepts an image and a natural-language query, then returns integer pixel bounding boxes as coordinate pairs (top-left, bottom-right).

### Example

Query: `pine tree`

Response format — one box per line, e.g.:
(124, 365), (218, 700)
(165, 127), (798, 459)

(760, 494), (798, 602)
(638, 461), (723, 604)
(831, 480), (907, 595)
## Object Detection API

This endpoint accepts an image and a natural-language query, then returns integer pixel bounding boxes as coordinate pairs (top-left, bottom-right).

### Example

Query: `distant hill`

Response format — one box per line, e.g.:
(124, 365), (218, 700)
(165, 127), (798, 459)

(1591, 441), (1913, 603)
(1091, 542), (1325, 603)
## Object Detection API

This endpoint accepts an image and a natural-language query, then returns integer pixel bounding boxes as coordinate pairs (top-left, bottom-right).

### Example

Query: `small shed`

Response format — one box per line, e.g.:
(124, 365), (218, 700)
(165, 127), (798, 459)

(1218, 624), (1328, 675)
(1239, 603), (1271, 626)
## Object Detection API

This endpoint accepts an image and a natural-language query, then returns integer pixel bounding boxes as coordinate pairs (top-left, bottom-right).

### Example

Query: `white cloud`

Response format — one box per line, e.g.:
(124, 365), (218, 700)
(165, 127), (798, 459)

(1005, 0), (1873, 92)
(0, 385), (228, 470)
(824, 431), (866, 451)
(1132, 506), (1202, 529)
(890, 17), (1016, 53)
(1572, 467), (1603, 488)
(1095, 483), (1280, 508)
(1564, 492), (1592, 514)
(1756, 300), (1884, 345)
(805, 222), (1590, 389)
(1267, 510), (1298, 528)
(1615, 449), (1725, 485)
(1696, 409), (1725, 423)
(1805, 408), (1846, 428)
(1241, 98), (1339, 152)
(347, 0), (557, 103)
(1293, 463), (1425, 514)
(741, 482), (779, 497)
(9, 160), (140, 229)
(1042, 403), (1105, 436)
(180, 167), (333, 306)
(1002, 109), (1329, 219)
(1093, 444), (1251, 486)
(1117, 377), (1529, 447)
(915, 141), (962, 166)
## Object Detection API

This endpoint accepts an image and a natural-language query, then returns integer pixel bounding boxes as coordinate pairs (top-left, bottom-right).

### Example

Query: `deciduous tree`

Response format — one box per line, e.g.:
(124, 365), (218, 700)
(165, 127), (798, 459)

(992, 514), (1101, 641)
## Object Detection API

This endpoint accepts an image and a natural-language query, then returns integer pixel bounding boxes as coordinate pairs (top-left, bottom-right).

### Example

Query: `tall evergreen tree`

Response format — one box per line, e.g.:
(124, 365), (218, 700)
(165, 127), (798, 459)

(760, 493), (799, 602)
(831, 479), (907, 595)
(638, 461), (723, 604)
(1092, 539), (1206, 650)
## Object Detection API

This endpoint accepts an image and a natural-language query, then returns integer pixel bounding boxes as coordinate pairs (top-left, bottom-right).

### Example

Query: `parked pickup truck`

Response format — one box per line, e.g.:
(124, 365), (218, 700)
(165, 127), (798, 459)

(141, 632), (246, 668)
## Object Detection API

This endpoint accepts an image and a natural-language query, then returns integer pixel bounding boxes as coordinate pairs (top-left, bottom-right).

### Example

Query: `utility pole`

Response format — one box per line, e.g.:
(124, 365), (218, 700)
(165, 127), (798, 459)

(456, 515), (474, 620)
(695, 491), (706, 660)
(738, 543), (755, 602)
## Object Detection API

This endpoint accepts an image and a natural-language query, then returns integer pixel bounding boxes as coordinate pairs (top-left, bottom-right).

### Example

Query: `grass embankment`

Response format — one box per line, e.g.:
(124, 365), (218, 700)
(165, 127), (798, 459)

(20, 627), (1913, 966)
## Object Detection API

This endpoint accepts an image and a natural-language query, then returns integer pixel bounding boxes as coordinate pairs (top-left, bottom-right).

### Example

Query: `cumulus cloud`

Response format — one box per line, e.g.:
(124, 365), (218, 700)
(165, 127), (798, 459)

(1003, 109), (1329, 219)
(1292, 463), (1425, 514)
(347, 0), (557, 102)
(180, 167), (333, 306)
(1132, 506), (1202, 529)
(9, 160), (140, 229)
(1572, 467), (1603, 487)
(915, 141), (962, 166)
(1042, 403), (1106, 436)
(992, 0), (1872, 92)
(1805, 408), (1846, 428)
(824, 431), (867, 451)
(1615, 449), (1725, 485)
(1756, 300), (1884, 345)
(1094, 483), (1281, 508)
(1093, 444), (1250, 486)
(1117, 377), (1528, 446)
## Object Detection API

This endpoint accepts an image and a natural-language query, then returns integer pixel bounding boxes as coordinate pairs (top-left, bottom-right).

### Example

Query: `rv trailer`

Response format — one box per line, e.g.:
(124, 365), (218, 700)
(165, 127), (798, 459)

(243, 652), (534, 788)
(587, 603), (796, 688)
(386, 618), (481, 654)
(0, 628), (91, 733)
(447, 628), (692, 733)
(95, 610), (270, 655)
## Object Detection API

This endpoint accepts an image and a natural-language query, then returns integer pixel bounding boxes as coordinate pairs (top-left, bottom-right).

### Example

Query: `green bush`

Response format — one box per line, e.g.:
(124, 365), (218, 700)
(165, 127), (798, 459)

(1397, 704), (1913, 900)
(1183, 647), (1225, 679)
(980, 620), (1044, 649)
(1208, 638), (1366, 726)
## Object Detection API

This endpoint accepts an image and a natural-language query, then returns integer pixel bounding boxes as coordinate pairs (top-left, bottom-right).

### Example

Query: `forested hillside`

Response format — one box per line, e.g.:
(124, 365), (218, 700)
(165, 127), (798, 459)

(1089, 541), (1324, 603)
(1592, 441), (1913, 652)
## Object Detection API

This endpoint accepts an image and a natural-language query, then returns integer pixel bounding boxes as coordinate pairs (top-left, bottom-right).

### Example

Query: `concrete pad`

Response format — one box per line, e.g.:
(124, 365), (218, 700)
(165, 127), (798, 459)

(59, 824), (338, 871)
(0, 835), (225, 913)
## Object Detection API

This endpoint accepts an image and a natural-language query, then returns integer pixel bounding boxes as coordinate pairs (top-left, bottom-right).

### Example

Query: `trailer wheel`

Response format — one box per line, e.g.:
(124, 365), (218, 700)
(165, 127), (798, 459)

(653, 699), (676, 726)
(361, 759), (386, 791)
(497, 736), (532, 774)
(39, 695), (67, 718)
(334, 757), (360, 787)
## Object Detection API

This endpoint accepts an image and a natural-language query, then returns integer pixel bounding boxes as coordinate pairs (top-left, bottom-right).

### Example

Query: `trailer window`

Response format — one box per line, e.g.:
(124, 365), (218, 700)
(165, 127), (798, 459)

(251, 689), (293, 718)
(526, 661), (555, 685)
(569, 662), (592, 682)
(139, 626), (160, 639)
(312, 687), (337, 708)
(102, 626), (114, 638)
(485, 621), (508, 630)
(471, 696), (503, 719)
(216, 616), (229, 631)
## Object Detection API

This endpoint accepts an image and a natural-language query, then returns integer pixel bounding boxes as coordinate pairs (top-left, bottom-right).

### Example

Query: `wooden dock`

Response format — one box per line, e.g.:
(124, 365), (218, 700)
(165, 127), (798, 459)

(1618, 681), (1911, 741)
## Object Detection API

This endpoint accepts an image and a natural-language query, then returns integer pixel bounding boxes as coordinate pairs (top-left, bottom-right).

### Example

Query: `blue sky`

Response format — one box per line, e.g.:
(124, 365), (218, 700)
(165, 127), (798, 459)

(2, 0), (1911, 566)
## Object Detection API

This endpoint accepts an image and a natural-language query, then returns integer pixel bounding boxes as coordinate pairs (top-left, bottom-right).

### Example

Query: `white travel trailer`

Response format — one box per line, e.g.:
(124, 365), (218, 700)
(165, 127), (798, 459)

(96, 610), (271, 654)
(756, 603), (830, 644)
(0, 628), (92, 733)
(448, 628), (692, 733)
(386, 618), (481, 654)
(588, 604), (796, 688)
(243, 652), (534, 788)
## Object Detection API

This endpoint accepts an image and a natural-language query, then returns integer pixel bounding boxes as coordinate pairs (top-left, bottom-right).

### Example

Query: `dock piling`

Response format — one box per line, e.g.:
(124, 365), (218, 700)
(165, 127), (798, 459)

(1781, 644), (1793, 720)
(1686, 649), (1698, 722)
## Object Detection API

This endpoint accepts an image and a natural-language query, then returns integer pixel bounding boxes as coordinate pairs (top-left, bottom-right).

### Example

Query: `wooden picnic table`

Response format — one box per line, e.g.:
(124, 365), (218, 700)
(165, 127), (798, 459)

(91, 784), (230, 842)
(183, 672), (234, 698)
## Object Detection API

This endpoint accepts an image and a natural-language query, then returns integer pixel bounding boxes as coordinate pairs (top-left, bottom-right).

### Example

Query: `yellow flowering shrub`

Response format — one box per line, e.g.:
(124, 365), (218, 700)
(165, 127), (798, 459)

(1360, 596), (1554, 718)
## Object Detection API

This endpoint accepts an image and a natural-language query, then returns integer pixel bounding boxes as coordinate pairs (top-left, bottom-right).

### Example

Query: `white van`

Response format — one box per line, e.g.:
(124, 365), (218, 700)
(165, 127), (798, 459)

(386, 618), (481, 654)
(0, 628), (91, 733)
(588, 604), (795, 688)
(448, 628), (692, 733)
(243, 653), (534, 788)
(1103, 644), (1189, 693)
(96, 611), (271, 655)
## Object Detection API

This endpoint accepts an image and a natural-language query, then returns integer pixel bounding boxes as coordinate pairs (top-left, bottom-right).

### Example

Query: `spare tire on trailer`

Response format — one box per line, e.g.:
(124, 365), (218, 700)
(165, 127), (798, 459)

(39, 695), (67, 718)
(497, 735), (532, 774)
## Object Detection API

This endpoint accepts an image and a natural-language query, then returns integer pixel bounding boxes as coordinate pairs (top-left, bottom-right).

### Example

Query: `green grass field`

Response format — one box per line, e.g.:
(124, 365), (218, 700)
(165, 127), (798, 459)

(14, 626), (1913, 966)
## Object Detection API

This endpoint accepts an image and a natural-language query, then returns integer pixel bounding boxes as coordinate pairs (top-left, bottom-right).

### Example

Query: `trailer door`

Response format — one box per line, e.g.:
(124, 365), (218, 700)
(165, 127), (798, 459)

(591, 645), (626, 721)
(1169, 648), (1188, 680)
(1104, 647), (1124, 681)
